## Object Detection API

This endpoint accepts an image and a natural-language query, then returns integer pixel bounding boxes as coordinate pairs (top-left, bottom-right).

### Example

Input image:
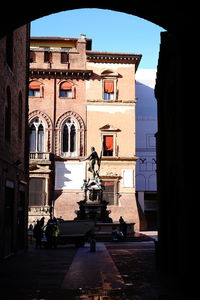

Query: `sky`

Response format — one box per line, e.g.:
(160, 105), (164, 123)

(31, 8), (164, 69)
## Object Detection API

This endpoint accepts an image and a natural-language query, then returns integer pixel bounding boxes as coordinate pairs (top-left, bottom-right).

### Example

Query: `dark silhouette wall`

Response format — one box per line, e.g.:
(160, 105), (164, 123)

(0, 1), (196, 298)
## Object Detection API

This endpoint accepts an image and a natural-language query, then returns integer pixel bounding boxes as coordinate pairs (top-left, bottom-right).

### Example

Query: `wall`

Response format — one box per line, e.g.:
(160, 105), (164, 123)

(0, 25), (29, 258)
(135, 69), (157, 191)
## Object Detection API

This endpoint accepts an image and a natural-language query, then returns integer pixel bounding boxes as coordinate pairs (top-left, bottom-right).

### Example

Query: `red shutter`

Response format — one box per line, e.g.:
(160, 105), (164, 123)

(104, 136), (113, 150)
(104, 181), (114, 187)
(60, 81), (72, 90)
(104, 81), (114, 93)
(29, 81), (40, 90)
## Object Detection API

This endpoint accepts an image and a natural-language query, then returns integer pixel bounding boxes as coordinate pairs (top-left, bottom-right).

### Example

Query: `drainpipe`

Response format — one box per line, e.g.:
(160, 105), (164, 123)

(51, 77), (57, 218)
(53, 77), (57, 153)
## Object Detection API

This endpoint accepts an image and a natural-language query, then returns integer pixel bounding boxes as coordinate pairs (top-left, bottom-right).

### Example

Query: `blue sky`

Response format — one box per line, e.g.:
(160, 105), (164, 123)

(31, 8), (164, 69)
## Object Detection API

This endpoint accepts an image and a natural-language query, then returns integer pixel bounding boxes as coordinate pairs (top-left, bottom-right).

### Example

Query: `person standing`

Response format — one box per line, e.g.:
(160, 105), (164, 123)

(33, 220), (43, 249)
(119, 216), (127, 240)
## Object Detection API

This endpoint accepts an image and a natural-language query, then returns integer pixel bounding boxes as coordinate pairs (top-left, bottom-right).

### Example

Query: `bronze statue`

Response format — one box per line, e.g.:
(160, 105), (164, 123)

(81, 146), (100, 178)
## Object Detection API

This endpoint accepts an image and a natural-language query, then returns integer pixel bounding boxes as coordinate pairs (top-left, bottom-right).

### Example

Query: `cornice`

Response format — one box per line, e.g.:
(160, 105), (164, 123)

(30, 68), (93, 79)
(86, 51), (142, 69)
(101, 156), (138, 162)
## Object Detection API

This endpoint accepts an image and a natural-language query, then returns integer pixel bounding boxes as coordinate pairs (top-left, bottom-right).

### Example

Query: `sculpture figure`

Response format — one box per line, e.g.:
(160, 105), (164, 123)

(82, 146), (100, 178)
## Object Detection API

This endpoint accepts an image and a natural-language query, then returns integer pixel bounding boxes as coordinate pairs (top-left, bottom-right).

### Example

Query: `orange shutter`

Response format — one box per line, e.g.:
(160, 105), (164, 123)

(104, 136), (113, 150)
(60, 81), (72, 90)
(104, 181), (114, 187)
(104, 81), (114, 93)
(29, 81), (40, 90)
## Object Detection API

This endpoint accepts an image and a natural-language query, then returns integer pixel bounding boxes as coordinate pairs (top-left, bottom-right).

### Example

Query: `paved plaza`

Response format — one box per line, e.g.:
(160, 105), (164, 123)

(0, 233), (173, 300)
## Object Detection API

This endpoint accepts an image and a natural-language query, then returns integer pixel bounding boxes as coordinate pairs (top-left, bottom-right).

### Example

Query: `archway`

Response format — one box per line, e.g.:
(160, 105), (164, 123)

(0, 3), (194, 298)
(0, 2), (191, 37)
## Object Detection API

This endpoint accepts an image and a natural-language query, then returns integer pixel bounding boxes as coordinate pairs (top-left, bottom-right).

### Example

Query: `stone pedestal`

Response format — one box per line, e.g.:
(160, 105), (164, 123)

(75, 176), (113, 223)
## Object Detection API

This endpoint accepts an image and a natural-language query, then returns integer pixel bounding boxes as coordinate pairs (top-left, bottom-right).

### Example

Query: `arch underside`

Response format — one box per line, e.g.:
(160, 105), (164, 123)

(0, 2), (190, 37)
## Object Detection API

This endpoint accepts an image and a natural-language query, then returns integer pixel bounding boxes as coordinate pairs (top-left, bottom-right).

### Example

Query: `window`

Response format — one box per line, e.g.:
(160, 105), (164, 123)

(59, 81), (72, 98)
(44, 50), (52, 63)
(61, 52), (69, 64)
(29, 178), (45, 206)
(104, 181), (115, 205)
(104, 80), (114, 100)
(30, 51), (36, 63)
(29, 118), (44, 152)
(5, 87), (11, 142)
(103, 135), (114, 156)
(29, 81), (40, 97)
(62, 118), (77, 157)
(122, 169), (134, 188)
(146, 134), (156, 148)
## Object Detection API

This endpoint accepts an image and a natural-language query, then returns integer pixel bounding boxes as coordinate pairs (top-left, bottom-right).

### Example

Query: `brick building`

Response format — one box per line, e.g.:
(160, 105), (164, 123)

(0, 25), (30, 258)
(28, 35), (142, 229)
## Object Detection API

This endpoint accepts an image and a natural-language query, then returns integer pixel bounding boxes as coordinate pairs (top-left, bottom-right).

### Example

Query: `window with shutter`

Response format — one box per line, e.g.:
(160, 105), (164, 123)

(104, 80), (114, 100)
(29, 178), (45, 206)
(29, 81), (40, 97)
(104, 181), (115, 205)
(103, 135), (113, 156)
(59, 81), (73, 98)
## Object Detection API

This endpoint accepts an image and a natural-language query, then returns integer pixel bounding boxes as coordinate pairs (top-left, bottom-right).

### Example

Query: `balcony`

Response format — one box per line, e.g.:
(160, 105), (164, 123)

(29, 152), (53, 164)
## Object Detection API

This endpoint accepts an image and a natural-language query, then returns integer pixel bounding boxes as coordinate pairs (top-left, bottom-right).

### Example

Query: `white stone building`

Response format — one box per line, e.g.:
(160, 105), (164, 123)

(135, 69), (158, 230)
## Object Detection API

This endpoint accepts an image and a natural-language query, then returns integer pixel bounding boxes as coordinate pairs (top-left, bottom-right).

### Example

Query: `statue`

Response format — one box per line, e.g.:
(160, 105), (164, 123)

(76, 146), (112, 222)
(81, 146), (101, 178)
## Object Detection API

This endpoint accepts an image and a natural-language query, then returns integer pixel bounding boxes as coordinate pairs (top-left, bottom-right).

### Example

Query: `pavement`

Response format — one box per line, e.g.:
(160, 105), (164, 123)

(62, 242), (125, 290)
(0, 232), (166, 300)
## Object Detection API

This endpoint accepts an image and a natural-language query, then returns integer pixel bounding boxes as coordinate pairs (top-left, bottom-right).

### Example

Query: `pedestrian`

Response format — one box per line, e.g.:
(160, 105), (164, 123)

(45, 221), (54, 249)
(39, 217), (45, 228)
(52, 224), (59, 248)
(119, 216), (127, 240)
(33, 220), (43, 249)
(28, 224), (33, 243)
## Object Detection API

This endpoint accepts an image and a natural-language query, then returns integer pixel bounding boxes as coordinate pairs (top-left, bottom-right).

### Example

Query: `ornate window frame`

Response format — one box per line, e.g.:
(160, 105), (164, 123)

(29, 117), (45, 152)
(55, 111), (85, 157)
(61, 118), (78, 157)
(28, 110), (53, 152)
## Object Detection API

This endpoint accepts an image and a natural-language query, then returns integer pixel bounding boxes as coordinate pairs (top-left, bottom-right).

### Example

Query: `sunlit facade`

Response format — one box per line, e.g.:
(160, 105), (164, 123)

(28, 35), (142, 229)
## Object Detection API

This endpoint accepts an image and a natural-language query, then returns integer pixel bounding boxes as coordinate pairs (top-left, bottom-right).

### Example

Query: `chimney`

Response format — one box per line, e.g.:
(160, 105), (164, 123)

(80, 33), (86, 40)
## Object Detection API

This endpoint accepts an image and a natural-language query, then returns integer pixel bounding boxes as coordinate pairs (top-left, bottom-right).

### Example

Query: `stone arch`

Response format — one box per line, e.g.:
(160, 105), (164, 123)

(29, 110), (52, 128)
(148, 174), (157, 191)
(56, 111), (84, 129)
(136, 174), (146, 191)
(1, 4), (181, 38)
(0, 5), (194, 290)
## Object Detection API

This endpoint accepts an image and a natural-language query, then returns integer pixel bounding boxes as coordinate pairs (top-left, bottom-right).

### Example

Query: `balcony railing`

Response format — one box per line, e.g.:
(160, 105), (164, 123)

(29, 152), (52, 161)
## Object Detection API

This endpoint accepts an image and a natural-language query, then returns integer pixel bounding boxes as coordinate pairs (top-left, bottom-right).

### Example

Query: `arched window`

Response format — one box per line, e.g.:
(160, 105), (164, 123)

(5, 86), (11, 142)
(62, 118), (77, 157)
(29, 118), (45, 152)
(59, 81), (72, 98)
(18, 91), (23, 139)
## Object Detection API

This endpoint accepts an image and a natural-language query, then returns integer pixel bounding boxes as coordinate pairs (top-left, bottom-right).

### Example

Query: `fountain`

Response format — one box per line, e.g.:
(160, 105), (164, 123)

(75, 147), (113, 223)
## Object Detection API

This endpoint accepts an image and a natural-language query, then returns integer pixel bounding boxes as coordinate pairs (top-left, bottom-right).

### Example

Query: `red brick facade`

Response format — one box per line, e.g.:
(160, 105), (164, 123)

(28, 35), (142, 229)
